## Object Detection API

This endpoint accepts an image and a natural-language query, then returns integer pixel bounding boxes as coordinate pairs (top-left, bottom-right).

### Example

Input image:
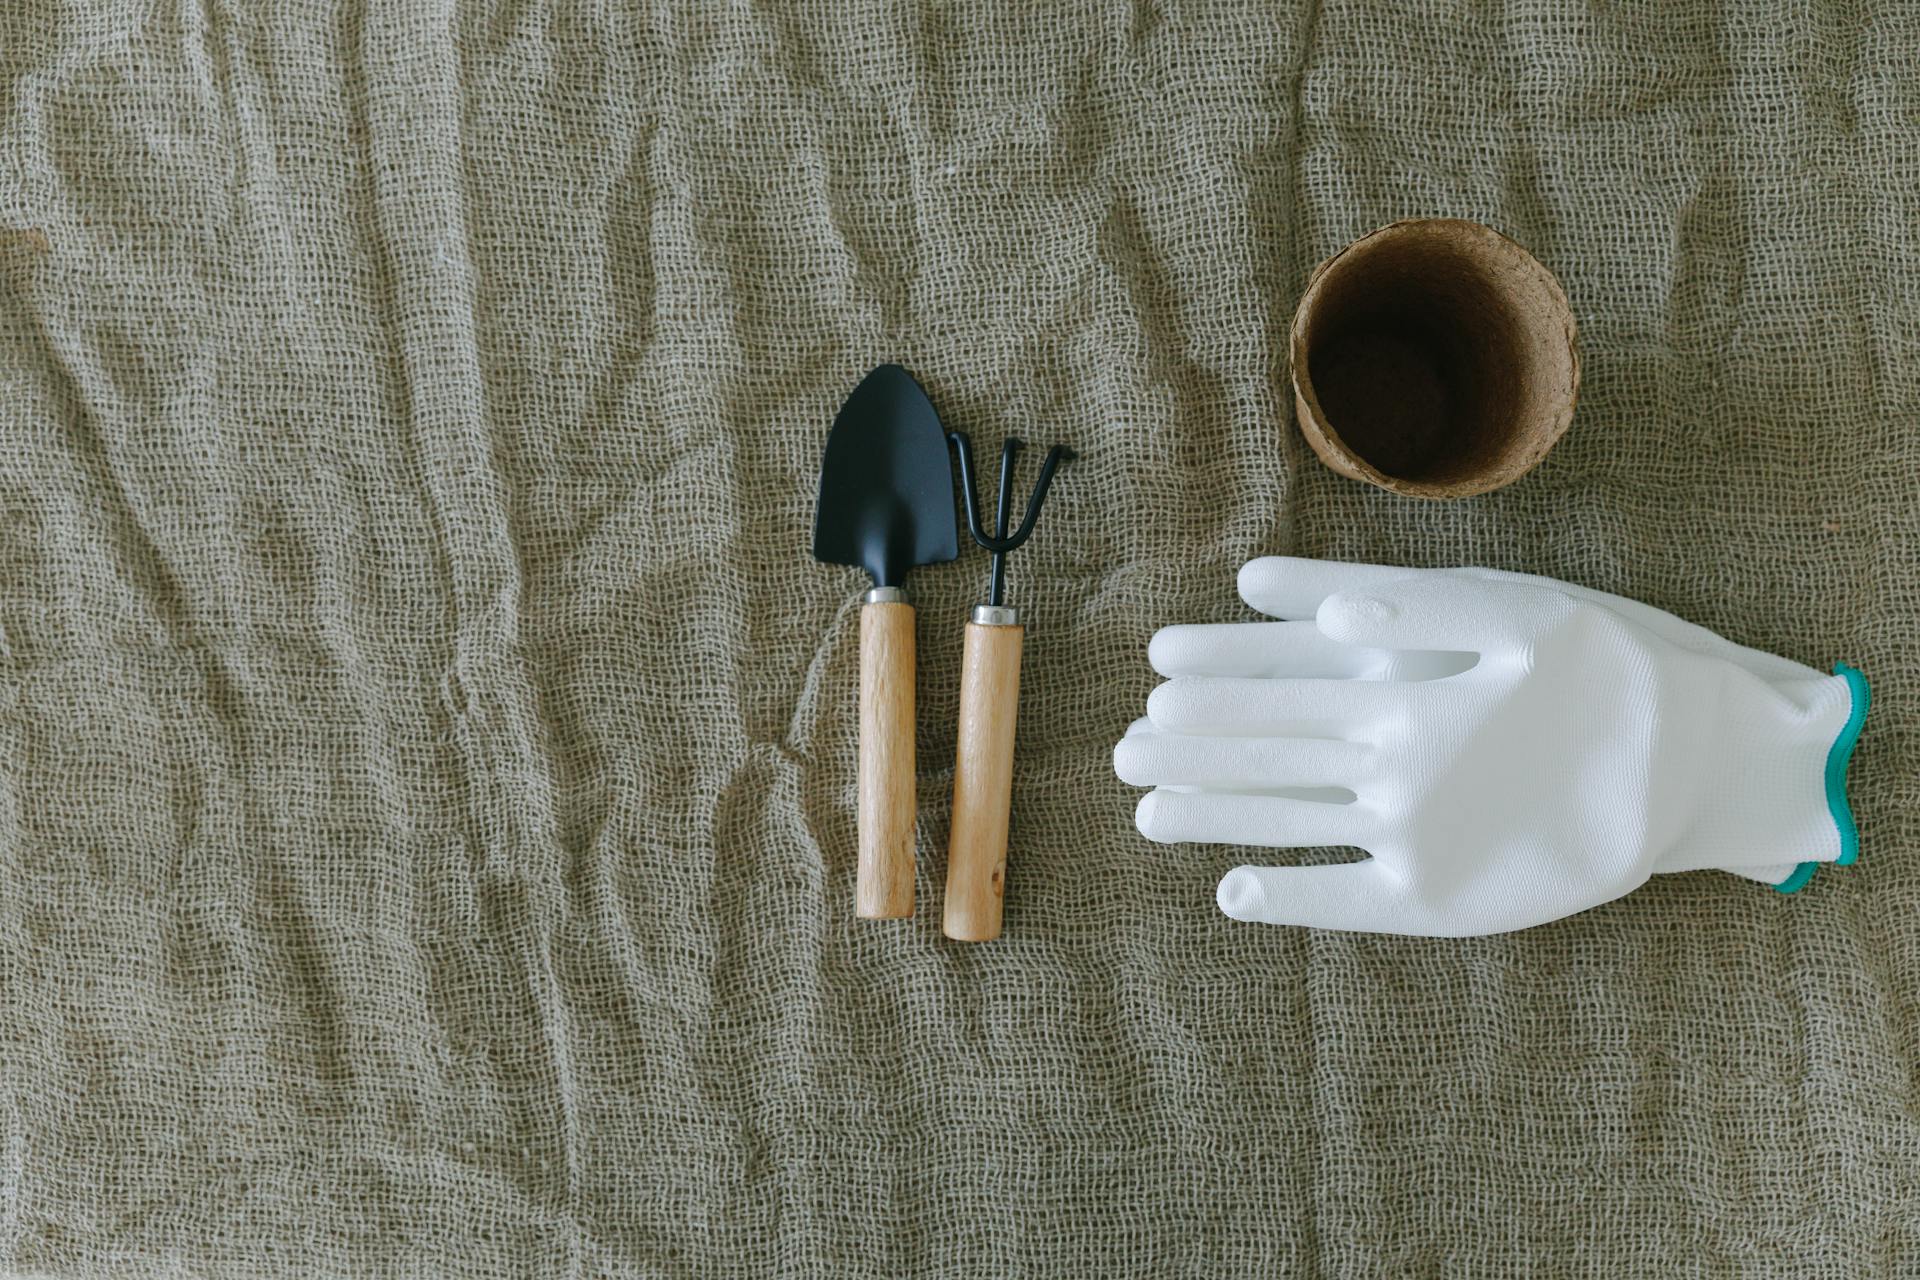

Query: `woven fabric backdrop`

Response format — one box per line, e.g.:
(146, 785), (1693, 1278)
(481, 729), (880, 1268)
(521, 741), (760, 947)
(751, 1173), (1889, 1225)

(2, 1), (1917, 1275)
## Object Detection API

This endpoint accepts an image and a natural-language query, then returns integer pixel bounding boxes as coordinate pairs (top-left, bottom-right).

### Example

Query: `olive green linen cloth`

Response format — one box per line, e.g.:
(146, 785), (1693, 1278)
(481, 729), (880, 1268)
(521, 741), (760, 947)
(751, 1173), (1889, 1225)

(2, 1), (1916, 1275)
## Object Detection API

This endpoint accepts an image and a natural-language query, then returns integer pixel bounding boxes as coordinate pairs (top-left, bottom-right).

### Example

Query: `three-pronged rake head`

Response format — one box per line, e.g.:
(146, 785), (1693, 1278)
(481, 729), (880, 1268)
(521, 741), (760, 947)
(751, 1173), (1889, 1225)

(948, 431), (1073, 607)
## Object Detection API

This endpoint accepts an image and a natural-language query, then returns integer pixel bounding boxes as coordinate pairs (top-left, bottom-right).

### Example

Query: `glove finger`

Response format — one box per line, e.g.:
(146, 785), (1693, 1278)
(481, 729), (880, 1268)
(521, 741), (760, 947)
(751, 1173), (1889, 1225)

(1237, 557), (1426, 620)
(1135, 788), (1374, 849)
(1115, 729), (1374, 790)
(1146, 674), (1421, 737)
(1317, 575), (1574, 654)
(1149, 621), (1390, 679)
(1216, 861), (1411, 932)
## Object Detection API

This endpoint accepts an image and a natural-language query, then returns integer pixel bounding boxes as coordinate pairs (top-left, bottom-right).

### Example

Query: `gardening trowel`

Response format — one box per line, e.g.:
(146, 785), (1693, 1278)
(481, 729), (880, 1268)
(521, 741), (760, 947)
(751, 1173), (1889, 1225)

(812, 365), (959, 918)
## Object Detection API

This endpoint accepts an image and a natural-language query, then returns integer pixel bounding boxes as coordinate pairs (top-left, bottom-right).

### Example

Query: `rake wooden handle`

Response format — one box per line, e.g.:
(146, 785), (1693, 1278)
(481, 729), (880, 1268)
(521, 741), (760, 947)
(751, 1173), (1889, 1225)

(858, 599), (916, 918)
(944, 614), (1024, 942)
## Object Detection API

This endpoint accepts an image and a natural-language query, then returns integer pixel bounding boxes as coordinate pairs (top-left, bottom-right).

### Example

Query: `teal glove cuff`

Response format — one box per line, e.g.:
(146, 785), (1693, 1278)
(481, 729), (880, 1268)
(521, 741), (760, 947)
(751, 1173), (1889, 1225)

(1774, 662), (1870, 894)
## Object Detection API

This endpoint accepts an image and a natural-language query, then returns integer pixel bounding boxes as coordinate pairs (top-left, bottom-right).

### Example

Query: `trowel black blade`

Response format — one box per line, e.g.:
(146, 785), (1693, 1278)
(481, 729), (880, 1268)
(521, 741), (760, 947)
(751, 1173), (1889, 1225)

(812, 364), (959, 589)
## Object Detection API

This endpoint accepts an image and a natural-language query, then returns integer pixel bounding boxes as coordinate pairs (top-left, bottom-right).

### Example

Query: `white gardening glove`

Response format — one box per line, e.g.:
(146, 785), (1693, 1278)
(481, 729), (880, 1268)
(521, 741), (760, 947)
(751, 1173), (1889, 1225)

(1143, 559), (1855, 888)
(1114, 558), (1869, 937)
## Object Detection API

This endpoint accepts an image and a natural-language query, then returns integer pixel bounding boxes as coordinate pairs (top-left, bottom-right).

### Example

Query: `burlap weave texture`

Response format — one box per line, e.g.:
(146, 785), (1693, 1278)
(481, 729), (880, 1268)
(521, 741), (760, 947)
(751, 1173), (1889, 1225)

(2, 1), (1917, 1275)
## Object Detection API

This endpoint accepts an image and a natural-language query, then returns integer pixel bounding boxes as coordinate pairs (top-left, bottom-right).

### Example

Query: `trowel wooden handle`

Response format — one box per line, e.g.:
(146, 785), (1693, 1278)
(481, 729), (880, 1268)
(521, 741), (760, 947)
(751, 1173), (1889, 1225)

(944, 614), (1024, 942)
(858, 598), (916, 918)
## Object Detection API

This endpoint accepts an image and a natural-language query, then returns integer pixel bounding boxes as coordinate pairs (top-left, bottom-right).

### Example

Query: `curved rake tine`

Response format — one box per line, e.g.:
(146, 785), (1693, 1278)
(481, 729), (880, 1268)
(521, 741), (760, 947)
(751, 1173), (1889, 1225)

(994, 439), (1022, 542)
(949, 430), (985, 543)
(998, 444), (1070, 552)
